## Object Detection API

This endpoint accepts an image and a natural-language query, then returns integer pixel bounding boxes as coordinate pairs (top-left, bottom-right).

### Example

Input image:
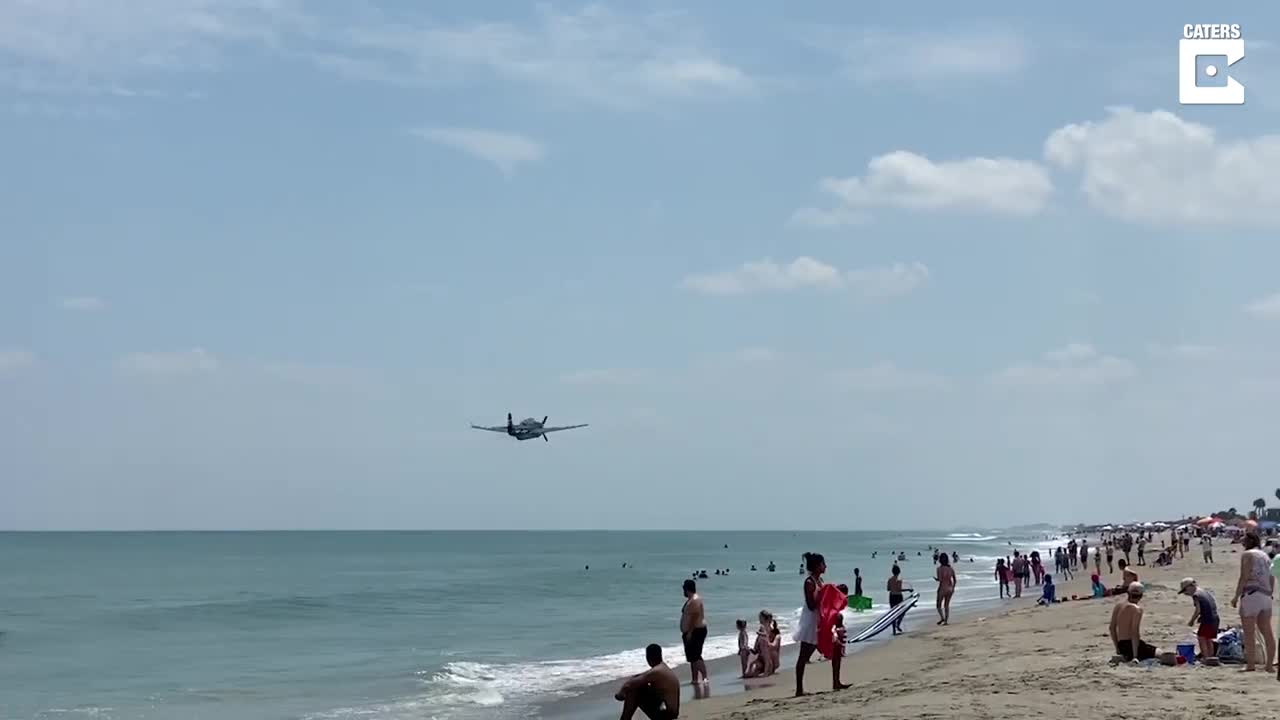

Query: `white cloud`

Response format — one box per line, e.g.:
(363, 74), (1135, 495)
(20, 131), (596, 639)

(118, 348), (218, 375)
(831, 363), (948, 392)
(0, 4), (753, 109)
(335, 6), (755, 108)
(682, 258), (929, 298)
(560, 369), (651, 386)
(1244, 292), (1280, 319)
(845, 262), (931, 299)
(0, 0), (286, 94)
(808, 26), (1029, 85)
(59, 296), (106, 311)
(1045, 108), (1280, 226)
(412, 127), (545, 177)
(261, 362), (372, 387)
(1065, 289), (1102, 307)
(787, 206), (867, 229)
(794, 151), (1051, 224)
(0, 349), (36, 375)
(1147, 343), (1218, 359)
(991, 343), (1135, 387)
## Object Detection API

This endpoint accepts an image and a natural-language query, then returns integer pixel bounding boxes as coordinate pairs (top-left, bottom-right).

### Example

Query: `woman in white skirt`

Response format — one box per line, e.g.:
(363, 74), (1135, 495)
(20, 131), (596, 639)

(794, 551), (826, 697)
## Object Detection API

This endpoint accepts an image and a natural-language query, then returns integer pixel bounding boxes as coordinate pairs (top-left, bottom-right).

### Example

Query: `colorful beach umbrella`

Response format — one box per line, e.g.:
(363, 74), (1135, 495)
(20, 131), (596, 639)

(1196, 516), (1217, 525)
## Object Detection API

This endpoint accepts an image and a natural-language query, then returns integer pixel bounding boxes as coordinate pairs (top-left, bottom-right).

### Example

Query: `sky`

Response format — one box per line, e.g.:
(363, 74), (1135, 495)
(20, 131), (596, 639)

(3, 1), (1280, 531)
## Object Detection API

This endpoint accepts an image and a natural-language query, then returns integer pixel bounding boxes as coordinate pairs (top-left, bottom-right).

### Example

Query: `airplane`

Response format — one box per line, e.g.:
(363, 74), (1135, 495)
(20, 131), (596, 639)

(470, 413), (589, 441)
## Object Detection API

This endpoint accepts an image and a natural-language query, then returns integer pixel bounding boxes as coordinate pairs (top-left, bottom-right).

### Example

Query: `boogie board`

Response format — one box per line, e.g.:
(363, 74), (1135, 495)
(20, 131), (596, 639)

(846, 594), (919, 644)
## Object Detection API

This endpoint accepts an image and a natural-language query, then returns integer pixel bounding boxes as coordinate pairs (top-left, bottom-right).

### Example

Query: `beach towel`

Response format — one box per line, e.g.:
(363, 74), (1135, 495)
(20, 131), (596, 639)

(816, 583), (847, 659)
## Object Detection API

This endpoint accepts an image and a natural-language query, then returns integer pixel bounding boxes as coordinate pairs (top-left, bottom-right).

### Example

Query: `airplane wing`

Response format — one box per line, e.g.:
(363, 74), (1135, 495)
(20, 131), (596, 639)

(470, 425), (509, 432)
(541, 424), (589, 433)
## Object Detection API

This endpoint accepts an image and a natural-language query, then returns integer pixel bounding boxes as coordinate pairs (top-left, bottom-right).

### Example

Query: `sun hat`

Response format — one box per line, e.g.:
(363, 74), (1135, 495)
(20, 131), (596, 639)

(1179, 577), (1196, 593)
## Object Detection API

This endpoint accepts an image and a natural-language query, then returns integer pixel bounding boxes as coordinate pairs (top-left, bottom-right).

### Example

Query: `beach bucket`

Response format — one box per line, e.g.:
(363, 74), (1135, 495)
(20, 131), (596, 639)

(1176, 643), (1196, 665)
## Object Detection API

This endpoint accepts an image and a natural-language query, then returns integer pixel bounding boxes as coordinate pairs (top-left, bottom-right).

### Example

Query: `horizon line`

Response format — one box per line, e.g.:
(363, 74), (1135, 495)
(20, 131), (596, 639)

(0, 527), (1065, 533)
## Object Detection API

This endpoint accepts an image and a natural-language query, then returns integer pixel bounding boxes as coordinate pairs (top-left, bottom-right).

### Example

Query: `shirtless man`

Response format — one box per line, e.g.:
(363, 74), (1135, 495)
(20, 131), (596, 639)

(616, 644), (680, 720)
(680, 579), (708, 686)
(1109, 582), (1157, 662)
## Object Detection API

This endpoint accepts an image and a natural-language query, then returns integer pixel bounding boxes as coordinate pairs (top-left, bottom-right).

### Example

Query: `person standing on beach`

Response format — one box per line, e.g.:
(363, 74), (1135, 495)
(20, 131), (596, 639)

(1105, 543), (1115, 574)
(794, 551), (826, 697)
(936, 552), (956, 624)
(887, 564), (912, 635)
(1180, 578), (1218, 663)
(615, 644), (679, 720)
(1201, 534), (1214, 564)
(1011, 552), (1026, 598)
(1230, 532), (1276, 673)
(679, 579), (709, 687)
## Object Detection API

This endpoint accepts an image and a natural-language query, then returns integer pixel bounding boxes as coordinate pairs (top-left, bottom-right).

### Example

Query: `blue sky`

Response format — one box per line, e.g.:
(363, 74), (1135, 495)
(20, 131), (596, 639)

(4, 1), (1280, 530)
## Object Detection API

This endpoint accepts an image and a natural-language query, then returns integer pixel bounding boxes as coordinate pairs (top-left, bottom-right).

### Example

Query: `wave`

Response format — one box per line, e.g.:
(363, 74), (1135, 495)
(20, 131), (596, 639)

(411, 605), (903, 719)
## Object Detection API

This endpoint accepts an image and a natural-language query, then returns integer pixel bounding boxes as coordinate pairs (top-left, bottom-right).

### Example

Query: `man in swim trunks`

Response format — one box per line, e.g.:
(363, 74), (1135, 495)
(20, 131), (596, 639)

(1110, 582), (1157, 662)
(616, 644), (680, 720)
(680, 579), (708, 686)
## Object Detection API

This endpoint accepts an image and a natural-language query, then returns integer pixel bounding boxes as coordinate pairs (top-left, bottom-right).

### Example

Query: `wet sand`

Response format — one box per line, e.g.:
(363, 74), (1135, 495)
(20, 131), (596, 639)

(677, 539), (1280, 720)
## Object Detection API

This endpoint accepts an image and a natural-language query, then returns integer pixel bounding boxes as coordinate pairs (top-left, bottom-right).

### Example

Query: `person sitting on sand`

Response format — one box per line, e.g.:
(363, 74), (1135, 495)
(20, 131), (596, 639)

(1091, 573), (1105, 599)
(1037, 573), (1056, 605)
(616, 644), (680, 720)
(1109, 559), (1137, 595)
(743, 610), (776, 678)
(1110, 582), (1158, 662)
(1180, 577), (1218, 662)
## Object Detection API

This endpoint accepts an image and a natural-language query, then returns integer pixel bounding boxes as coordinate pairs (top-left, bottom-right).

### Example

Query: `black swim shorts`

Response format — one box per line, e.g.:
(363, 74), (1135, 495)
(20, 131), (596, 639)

(683, 626), (708, 663)
(630, 683), (678, 720)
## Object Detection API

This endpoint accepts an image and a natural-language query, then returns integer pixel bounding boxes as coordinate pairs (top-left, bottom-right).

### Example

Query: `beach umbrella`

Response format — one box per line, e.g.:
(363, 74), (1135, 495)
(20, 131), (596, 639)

(1196, 516), (1217, 525)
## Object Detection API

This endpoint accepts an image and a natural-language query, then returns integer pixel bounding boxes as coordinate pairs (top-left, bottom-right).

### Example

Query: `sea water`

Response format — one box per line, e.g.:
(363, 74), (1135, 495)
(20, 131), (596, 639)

(0, 529), (1059, 720)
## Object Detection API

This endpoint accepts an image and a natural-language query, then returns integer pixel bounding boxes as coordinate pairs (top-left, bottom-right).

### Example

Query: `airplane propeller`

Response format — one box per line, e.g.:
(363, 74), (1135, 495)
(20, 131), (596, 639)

(542, 416), (548, 426)
(543, 434), (549, 442)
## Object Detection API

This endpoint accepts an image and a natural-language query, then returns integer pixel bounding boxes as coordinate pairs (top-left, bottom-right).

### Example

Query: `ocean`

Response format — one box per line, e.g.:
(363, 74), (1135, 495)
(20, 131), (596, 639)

(0, 529), (1061, 720)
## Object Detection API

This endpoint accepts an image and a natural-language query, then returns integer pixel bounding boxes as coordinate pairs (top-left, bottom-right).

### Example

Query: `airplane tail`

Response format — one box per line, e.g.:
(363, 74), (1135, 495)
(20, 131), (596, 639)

(507, 413), (514, 434)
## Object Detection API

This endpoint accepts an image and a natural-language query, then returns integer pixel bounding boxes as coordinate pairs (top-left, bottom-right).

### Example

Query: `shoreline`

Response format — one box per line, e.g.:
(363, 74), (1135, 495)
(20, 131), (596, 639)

(544, 590), (1026, 720)
(673, 538), (1280, 720)
(541, 547), (1059, 719)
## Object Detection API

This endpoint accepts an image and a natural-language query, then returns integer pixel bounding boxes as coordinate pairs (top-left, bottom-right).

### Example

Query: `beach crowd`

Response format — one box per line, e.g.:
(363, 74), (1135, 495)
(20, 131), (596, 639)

(616, 521), (1280, 720)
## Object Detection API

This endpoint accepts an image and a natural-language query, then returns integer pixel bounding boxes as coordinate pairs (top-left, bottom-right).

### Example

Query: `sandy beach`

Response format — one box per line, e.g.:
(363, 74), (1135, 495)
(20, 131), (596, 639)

(675, 539), (1280, 720)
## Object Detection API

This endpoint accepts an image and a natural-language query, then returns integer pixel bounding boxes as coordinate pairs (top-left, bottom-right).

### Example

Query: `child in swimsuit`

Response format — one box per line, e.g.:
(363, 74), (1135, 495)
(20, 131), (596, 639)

(736, 619), (750, 677)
